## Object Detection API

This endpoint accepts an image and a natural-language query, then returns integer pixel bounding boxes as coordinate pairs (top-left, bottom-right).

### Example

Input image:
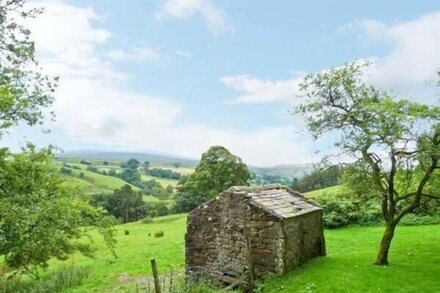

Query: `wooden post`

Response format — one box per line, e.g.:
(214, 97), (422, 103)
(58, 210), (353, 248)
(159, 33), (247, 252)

(151, 259), (161, 293)
(244, 227), (255, 292)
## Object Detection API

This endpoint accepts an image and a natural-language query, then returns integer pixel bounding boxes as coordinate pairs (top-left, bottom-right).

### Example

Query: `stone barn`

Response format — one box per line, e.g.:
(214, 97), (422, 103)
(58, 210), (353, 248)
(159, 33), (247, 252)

(185, 185), (326, 288)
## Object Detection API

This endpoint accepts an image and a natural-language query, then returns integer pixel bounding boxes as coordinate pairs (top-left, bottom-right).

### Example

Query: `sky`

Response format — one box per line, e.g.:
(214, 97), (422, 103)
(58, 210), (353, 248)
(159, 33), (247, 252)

(3, 0), (440, 166)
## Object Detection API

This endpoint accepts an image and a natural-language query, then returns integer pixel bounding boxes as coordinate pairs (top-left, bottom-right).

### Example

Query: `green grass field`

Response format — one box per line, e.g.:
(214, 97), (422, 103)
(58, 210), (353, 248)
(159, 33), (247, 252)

(42, 214), (440, 292)
(140, 174), (179, 187)
(60, 165), (142, 194)
(60, 160), (182, 190)
(304, 185), (343, 198)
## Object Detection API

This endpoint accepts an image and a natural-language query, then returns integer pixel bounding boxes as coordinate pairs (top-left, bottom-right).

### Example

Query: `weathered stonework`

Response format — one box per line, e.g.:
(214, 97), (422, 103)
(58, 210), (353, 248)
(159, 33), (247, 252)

(185, 185), (326, 288)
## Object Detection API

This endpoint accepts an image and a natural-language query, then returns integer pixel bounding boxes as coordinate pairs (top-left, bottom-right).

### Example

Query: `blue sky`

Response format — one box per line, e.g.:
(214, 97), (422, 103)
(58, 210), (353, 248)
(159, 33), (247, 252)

(4, 0), (440, 166)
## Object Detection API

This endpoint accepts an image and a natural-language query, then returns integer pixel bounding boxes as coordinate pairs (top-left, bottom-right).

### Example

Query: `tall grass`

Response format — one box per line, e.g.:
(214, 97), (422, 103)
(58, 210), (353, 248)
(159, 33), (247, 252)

(0, 265), (89, 293)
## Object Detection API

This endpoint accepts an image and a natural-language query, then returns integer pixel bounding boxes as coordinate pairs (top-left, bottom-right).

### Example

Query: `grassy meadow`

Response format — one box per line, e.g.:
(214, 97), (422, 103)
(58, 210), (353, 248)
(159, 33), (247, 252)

(303, 185), (343, 199)
(33, 214), (438, 292)
(58, 159), (184, 194)
(20, 158), (436, 292)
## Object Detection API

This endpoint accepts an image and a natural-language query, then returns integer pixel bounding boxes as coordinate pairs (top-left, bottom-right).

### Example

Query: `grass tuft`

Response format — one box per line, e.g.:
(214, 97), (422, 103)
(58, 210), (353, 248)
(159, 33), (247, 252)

(0, 265), (89, 293)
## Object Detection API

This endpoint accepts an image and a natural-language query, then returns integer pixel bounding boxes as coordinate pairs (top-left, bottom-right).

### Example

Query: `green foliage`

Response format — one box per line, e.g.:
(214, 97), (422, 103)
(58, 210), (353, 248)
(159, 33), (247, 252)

(0, 265), (89, 293)
(175, 146), (250, 212)
(92, 185), (146, 223)
(144, 201), (170, 217)
(85, 165), (99, 173)
(0, 0), (57, 136)
(59, 166), (72, 175)
(126, 158), (140, 170)
(314, 190), (382, 228)
(291, 165), (343, 192)
(298, 61), (440, 264)
(146, 167), (181, 180)
(119, 168), (141, 184)
(0, 145), (116, 275)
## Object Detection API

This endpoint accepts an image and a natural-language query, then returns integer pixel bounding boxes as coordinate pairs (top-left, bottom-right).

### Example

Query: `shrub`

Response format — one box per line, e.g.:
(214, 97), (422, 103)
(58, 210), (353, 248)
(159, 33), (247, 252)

(400, 214), (440, 226)
(154, 231), (164, 237)
(145, 201), (170, 217)
(141, 217), (153, 224)
(314, 189), (382, 228)
(59, 167), (72, 175)
(0, 265), (89, 293)
(86, 165), (99, 173)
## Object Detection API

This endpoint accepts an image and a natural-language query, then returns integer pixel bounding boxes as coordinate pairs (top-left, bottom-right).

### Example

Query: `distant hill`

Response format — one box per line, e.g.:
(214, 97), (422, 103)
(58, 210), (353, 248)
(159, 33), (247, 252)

(59, 150), (313, 179)
(58, 150), (198, 167)
(250, 164), (313, 179)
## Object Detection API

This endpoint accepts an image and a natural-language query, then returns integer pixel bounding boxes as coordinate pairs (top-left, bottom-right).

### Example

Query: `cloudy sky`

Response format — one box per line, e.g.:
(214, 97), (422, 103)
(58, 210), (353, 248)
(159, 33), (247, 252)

(4, 0), (440, 166)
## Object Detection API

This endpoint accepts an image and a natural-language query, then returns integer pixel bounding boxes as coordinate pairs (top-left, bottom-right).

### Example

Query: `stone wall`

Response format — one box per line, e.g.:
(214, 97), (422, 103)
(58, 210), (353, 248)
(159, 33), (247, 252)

(185, 191), (283, 286)
(185, 190), (325, 287)
(281, 210), (326, 271)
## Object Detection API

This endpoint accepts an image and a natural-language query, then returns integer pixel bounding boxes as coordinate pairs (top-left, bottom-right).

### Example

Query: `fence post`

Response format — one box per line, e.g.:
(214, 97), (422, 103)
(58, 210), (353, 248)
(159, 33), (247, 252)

(151, 259), (161, 293)
(244, 227), (255, 292)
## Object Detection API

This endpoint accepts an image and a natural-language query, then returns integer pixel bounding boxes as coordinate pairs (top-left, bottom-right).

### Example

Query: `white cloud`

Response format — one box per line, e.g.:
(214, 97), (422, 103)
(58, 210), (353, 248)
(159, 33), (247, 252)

(223, 12), (440, 106)
(155, 0), (234, 34)
(221, 75), (304, 105)
(357, 12), (440, 102)
(19, 0), (315, 166)
(105, 47), (161, 62)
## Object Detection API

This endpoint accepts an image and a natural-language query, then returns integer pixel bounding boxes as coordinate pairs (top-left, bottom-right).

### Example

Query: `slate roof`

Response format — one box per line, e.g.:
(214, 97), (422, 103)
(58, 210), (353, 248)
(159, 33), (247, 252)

(228, 184), (322, 219)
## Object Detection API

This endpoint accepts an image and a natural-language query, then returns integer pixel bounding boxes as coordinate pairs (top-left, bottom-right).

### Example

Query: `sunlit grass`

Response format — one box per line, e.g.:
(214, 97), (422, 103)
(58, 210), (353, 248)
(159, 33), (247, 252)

(41, 214), (440, 292)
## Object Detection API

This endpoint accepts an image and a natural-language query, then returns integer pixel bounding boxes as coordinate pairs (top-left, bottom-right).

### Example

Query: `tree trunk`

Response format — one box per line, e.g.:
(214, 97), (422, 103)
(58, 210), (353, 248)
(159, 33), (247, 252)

(374, 222), (397, 265)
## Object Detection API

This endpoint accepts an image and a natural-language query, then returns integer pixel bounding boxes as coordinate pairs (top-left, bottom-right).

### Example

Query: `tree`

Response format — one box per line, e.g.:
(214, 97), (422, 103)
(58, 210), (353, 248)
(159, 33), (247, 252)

(175, 146), (250, 212)
(120, 168), (141, 185)
(126, 158), (140, 170)
(0, 1), (116, 275)
(0, 0), (57, 136)
(0, 145), (116, 275)
(291, 165), (344, 192)
(96, 185), (146, 223)
(297, 61), (440, 265)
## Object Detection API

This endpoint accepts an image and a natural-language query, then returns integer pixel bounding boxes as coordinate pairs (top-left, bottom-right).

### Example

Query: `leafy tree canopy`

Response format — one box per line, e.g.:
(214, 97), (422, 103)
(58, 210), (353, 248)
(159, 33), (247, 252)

(175, 146), (250, 212)
(93, 185), (146, 223)
(297, 61), (440, 265)
(0, 0), (57, 136)
(0, 145), (116, 276)
(0, 1), (116, 276)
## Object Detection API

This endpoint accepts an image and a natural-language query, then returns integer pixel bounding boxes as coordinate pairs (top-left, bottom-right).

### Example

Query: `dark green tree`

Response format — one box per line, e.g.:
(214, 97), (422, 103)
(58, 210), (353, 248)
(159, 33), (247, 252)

(0, 0), (57, 136)
(0, 1), (116, 275)
(0, 145), (116, 275)
(102, 185), (146, 223)
(297, 61), (440, 265)
(120, 168), (141, 184)
(175, 146), (250, 212)
(126, 158), (140, 170)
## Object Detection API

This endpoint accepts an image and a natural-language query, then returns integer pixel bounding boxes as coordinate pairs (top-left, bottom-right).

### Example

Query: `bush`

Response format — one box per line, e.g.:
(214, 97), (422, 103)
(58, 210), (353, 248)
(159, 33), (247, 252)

(314, 187), (439, 228)
(145, 201), (170, 217)
(141, 217), (153, 224)
(59, 167), (72, 175)
(0, 265), (89, 293)
(400, 214), (440, 226)
(314, 190), (382, 228)
(86, 165), (99, 173)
